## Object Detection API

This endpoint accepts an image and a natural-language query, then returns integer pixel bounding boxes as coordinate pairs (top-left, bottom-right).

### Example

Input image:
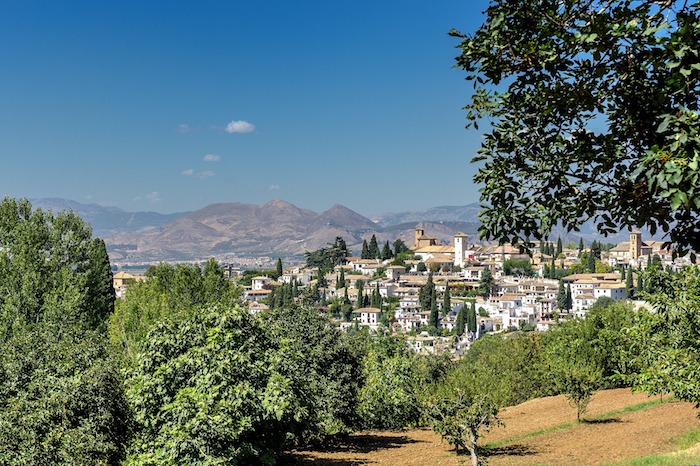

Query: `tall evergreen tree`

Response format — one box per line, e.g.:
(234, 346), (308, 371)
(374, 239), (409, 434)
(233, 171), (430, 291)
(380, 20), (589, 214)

(556, 280), (568, 310)
(430, 289), (439, 329)
(626, 267), (635, 298)
(368, 234), (380, 259)
(419, 273), (435, 311)
(361, 240), (370, 259)
(586, 252), (596, 273)
(455, 307), (466, 336)
(565, 283), (573, 311)
(337, 268), (346, 289)
(556, 237), (563, 256)
(478, 266), (494, 299)
(381, 241), (393, 260)
(356, 280), (364, 307)
(467, 300), (477, 334)
(276, 258), (283, 278)
(578, 237), (585, 257)
(550, 257), (556, 278)
(443, 283), (452, 316)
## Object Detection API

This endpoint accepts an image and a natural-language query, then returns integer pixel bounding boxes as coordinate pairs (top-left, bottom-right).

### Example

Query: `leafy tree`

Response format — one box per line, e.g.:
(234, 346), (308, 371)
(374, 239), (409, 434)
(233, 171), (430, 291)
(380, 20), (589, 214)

(0, 198), (130, 464)
(503, 258), (534, 276)
(0, 326), (132, 466)
(262, 305), (363, 442)
(0, 198), (115, 336)
(477, 266), (494, 299)
(426, 363), (502, 466)
(108, 261), (240, 369)
(305, 237), (350, 271)
(126, 306), (318, 465)
(356, 336), (422, 430)
(634, 268), (700, 405)
(416, 261), (427, 272)
(393, 239), (409, 255)
(544, 319), (608, 422)
(452, 0), (700, 256)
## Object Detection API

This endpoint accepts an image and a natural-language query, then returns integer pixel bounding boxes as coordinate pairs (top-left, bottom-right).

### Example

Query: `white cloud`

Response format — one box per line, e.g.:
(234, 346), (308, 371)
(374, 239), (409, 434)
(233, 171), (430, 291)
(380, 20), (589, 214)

(146, 191), (161, 203)
(203, 154), (221, 162)
(182, 169), (215, 179)
(178, 124), (190, 133)
(225, 120), (255, 134)
(269, 184), (280, 191)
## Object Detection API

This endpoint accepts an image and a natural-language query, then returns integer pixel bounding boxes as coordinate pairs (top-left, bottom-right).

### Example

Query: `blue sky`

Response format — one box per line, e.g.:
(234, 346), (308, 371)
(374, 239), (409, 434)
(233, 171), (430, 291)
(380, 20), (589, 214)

(0, 1), (491, 215)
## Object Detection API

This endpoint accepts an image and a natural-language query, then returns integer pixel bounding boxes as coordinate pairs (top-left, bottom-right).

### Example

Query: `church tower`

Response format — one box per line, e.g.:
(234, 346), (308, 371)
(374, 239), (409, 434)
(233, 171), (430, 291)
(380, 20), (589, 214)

(629, 231), (642, 261)
(454, 232), (469, 267)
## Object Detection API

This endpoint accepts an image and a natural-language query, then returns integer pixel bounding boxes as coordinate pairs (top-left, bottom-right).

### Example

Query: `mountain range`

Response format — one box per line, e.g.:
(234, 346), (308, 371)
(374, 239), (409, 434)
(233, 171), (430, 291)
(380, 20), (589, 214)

(29, 198), (651, 264)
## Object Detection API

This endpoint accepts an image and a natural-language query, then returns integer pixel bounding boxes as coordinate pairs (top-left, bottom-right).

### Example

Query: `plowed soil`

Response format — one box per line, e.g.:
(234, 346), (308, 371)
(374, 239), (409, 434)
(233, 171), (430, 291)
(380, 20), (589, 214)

(290, 388), (700, 466)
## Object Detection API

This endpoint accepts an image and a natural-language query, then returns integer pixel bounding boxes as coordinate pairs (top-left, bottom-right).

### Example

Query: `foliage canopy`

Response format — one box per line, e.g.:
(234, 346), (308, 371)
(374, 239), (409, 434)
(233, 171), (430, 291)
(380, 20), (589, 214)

(454, 0), (700, 255)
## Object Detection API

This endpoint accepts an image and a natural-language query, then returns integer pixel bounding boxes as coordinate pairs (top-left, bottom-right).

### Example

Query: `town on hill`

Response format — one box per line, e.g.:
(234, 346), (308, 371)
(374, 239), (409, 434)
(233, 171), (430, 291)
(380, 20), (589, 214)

(114, 224), (689, 356)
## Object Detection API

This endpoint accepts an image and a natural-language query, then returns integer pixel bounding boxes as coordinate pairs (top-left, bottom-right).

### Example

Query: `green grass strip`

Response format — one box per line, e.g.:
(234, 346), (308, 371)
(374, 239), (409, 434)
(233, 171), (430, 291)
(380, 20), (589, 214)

(484, 398), (665, 449)
(603, 414), (700, 465)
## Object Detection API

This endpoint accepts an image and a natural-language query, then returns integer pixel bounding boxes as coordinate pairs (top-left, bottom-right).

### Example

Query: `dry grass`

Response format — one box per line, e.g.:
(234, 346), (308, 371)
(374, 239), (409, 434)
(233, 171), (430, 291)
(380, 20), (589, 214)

(290, 388), (700, 466)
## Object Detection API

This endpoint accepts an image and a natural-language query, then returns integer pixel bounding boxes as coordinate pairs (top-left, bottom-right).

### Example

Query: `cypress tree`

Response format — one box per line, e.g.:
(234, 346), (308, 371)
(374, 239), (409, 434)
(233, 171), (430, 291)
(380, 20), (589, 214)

(276, 258), (283, 278)
(556, 280), (568, 310)
(338, 268), (346, 289)
(381, 241), (393, 260)
(556, 237), (563, 256)
(420, 272), (435, 311)
(368, 234), (380, 259)
(586, 252), (596, 273)
(626, 267), (635, 298)
(443, 283), (451, 315)
(430, 289), (439, 329)
(565, 283), (573, 311)
(578, 237), (585, 257)
(356, 280), (364, 307)
(361, 240), (370, 259)
(550, 257), (556, 278)
(455, 307), (466, 336)
(467, 300), (477, 333)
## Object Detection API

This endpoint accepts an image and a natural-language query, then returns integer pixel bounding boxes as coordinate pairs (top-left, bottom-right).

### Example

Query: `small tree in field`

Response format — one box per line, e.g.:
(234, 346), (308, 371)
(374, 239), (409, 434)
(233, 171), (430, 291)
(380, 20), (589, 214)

(427, 364), (502, 466)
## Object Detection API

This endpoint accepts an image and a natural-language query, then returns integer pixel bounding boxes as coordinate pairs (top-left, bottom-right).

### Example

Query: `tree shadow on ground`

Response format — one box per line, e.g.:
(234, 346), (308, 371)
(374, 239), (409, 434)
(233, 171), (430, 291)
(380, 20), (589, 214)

(482, 443), (538, 459)
(583, 417), (623, 424)
(284, 452), (371, 466)
(285, 433), (423, 465)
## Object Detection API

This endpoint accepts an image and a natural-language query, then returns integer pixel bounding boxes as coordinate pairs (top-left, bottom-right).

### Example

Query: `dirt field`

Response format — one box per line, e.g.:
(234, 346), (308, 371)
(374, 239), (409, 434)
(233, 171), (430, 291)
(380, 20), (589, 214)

(290, 388), (700, 466)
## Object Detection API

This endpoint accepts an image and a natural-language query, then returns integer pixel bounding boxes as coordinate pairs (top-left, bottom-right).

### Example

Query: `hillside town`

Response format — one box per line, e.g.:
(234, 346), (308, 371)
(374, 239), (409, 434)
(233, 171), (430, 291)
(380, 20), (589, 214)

(113, 225), (690, 357)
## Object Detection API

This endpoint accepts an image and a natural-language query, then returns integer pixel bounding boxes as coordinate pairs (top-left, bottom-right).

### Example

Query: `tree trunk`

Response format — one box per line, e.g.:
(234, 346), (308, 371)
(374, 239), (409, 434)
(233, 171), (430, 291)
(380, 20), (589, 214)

(468, 429), (479, 466)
